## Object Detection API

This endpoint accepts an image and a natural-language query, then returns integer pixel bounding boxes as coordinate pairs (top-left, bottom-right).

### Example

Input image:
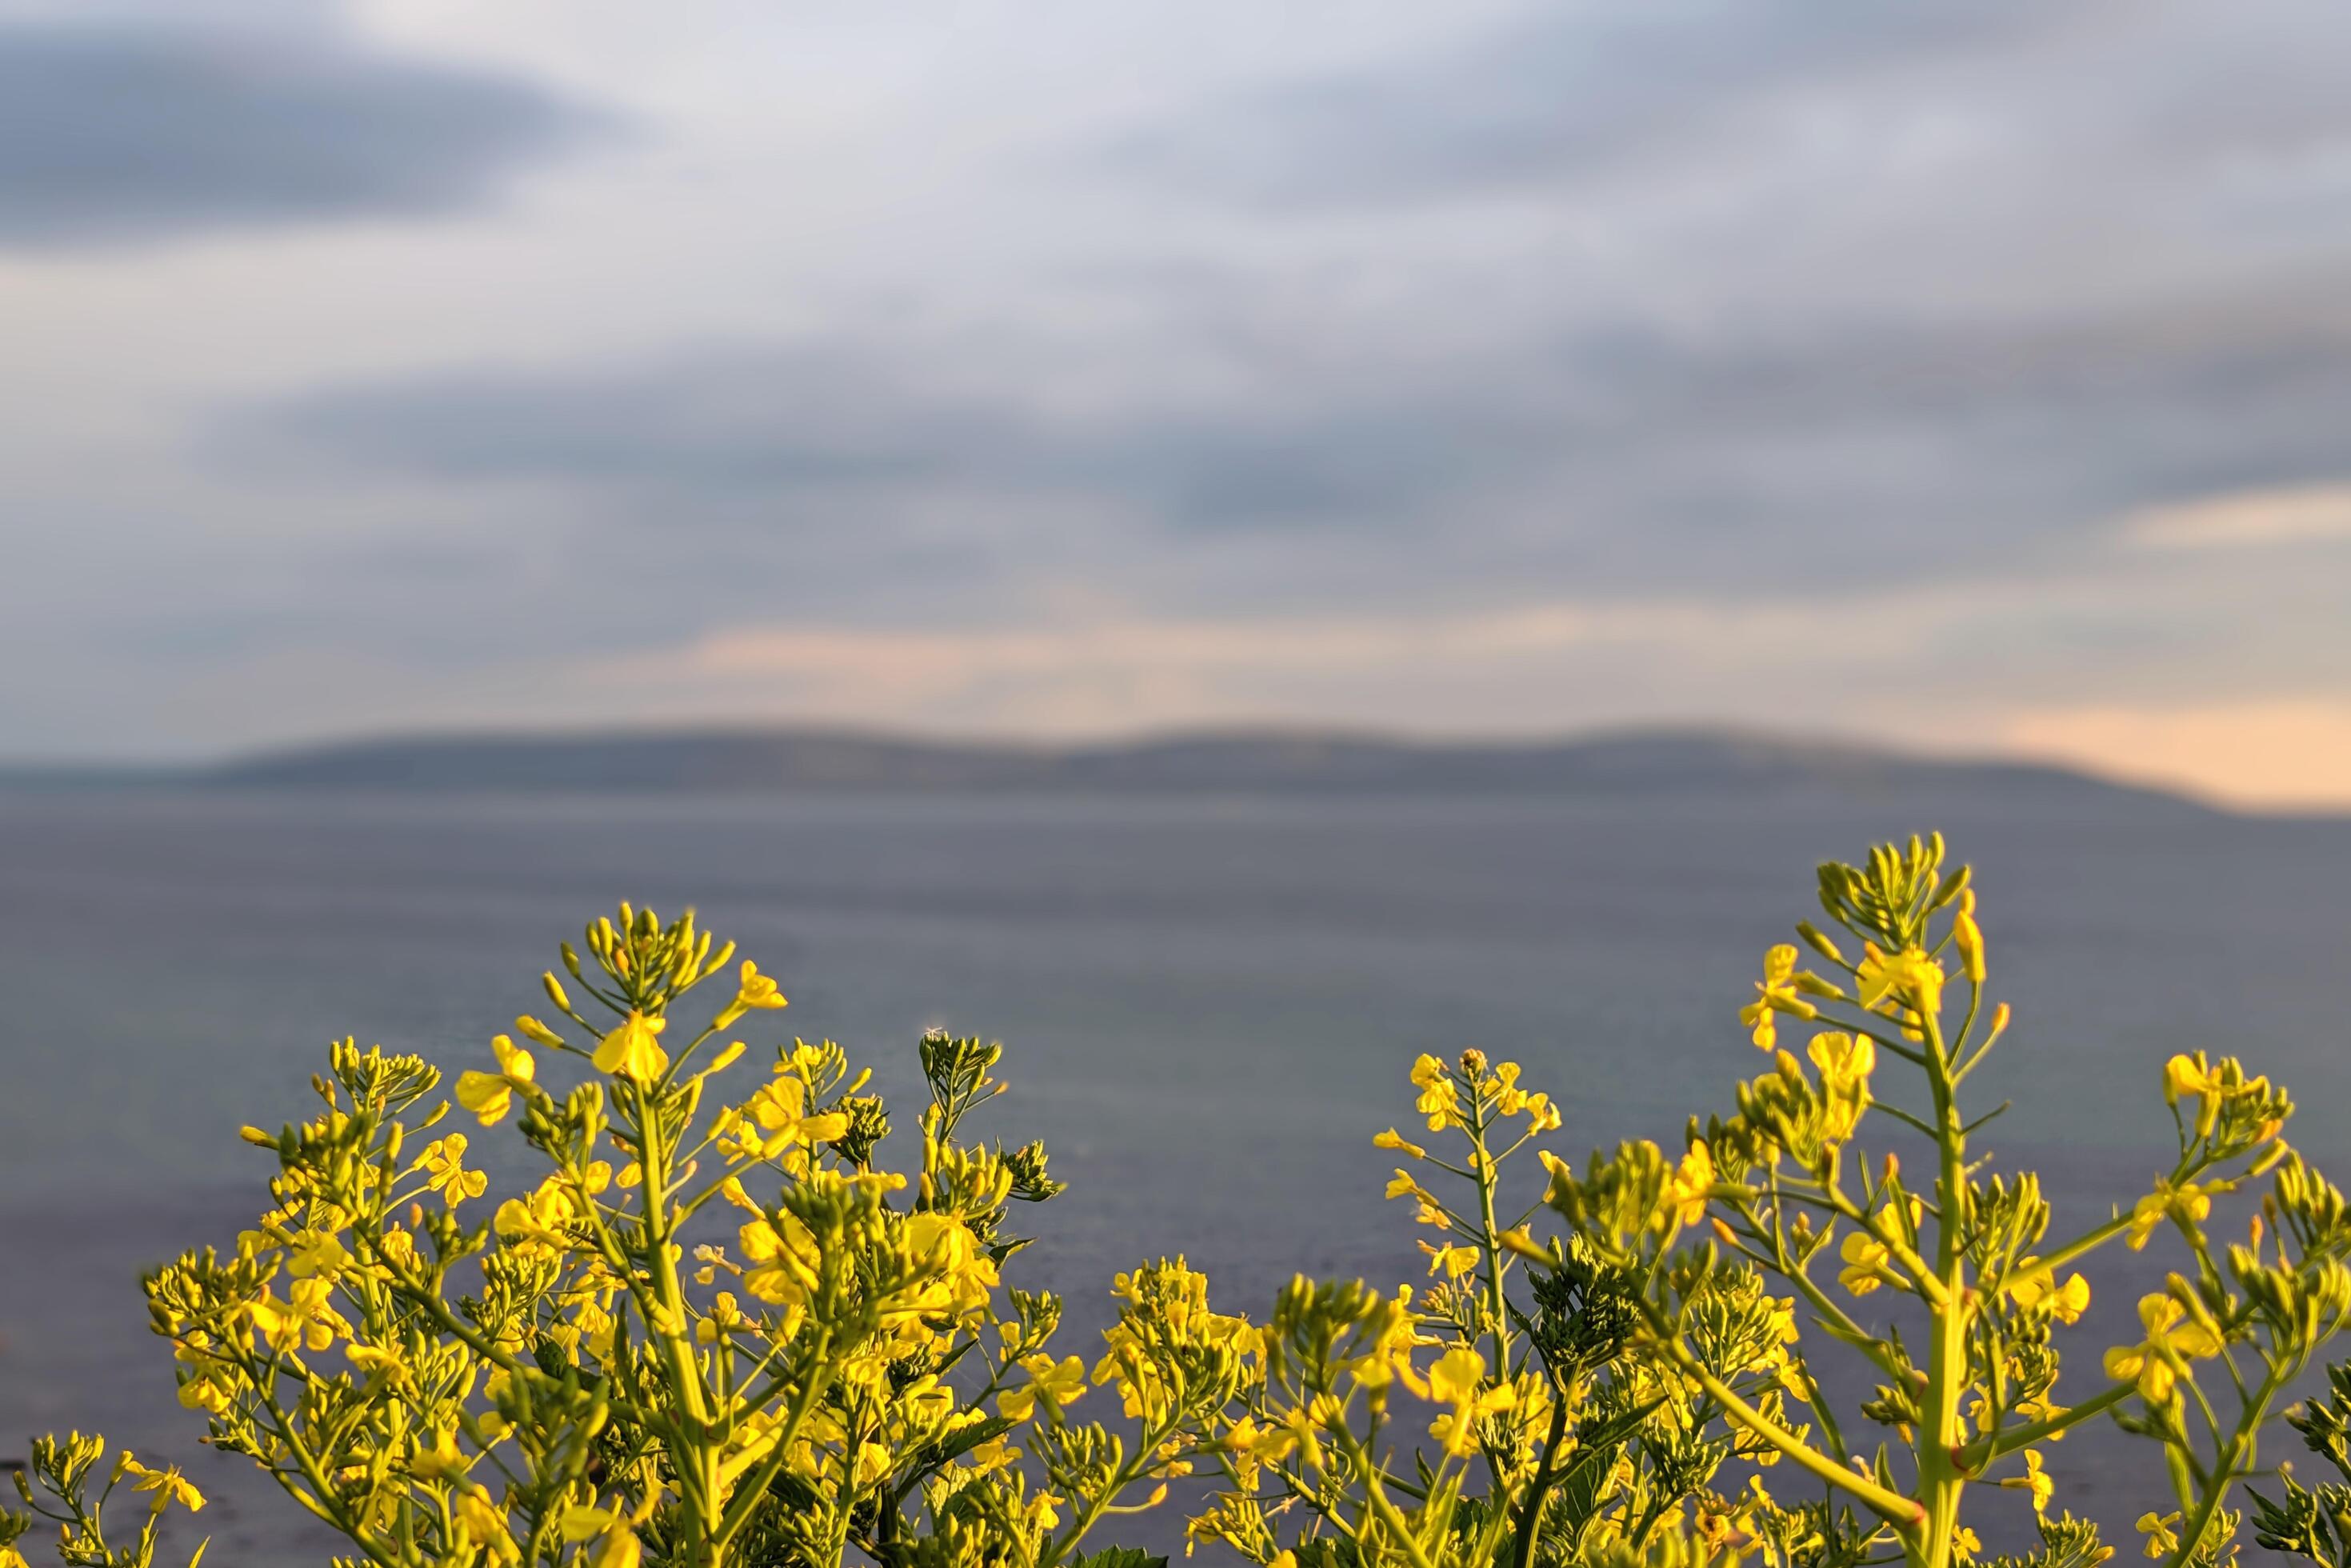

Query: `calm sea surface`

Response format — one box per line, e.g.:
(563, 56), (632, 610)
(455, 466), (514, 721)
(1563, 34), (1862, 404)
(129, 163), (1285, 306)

(3, 790), (2347, 1562)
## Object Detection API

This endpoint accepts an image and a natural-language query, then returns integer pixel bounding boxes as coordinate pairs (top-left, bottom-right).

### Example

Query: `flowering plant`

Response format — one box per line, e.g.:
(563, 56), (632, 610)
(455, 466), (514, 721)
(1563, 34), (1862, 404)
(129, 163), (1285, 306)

(1543, 834), (2351, 1568)
(8, 837), (2349, 1568)
(48, 906), (1237, 1568)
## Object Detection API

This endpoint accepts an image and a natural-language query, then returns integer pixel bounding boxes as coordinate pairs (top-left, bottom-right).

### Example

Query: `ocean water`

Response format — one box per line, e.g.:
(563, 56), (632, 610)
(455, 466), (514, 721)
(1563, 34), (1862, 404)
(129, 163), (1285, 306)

(2, 789), (2347, 1564)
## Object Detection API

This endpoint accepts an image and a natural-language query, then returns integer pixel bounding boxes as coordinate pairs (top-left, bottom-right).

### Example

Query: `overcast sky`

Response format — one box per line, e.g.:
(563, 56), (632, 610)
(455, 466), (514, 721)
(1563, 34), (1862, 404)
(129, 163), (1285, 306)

(4, 0), (2349, 806)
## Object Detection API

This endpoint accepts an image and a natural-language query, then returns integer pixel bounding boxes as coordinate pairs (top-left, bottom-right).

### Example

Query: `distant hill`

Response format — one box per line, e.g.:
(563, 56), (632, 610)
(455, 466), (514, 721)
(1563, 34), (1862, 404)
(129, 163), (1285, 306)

(186, 726), (2212, 811)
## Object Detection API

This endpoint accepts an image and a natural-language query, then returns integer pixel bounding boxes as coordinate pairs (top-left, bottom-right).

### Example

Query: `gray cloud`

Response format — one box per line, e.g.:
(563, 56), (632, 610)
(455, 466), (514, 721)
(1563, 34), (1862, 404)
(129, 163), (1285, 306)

(225, 270), (2351, 605)
(1103, 1), (2069, 206)
(0, 22), (606, 246)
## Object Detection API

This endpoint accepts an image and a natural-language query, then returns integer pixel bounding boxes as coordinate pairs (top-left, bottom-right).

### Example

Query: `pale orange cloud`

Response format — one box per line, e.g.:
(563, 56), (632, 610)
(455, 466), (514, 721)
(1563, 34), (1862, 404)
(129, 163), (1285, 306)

(2001, 700), (2351, 812)
(2121, 483), (2351, 550)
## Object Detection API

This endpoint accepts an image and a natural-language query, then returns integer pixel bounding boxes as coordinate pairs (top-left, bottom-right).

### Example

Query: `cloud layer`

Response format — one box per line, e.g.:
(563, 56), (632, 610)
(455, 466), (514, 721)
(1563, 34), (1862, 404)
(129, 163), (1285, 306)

(3, 0), (2350, 806)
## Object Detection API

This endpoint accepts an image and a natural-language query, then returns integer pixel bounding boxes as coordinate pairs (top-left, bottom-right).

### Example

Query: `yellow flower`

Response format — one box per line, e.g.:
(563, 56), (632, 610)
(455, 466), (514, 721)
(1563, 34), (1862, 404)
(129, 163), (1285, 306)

(1741, 945), (1812, 1050)
(734, 960), (788, 1012)
(739, 1213), (821, 1308)
(1411, 1054), (1457, 1129)
(2105, 1294), (2224, 1403)
(286, 1229), (351, 1280)
(594, 1010), (669, 1082)
(1001, 1353), (1088, 1422)
(1809, 1030), (1876, 1140)
(1661, 1140), (1714, 1227)
(451, 1486), (514, 1559)
(1420, 1241), (1478, 1278)
(2009, 1268), (2090, 1324)
(417, 1134), (487, 1206)
(248, 1276), (350, 1354)
(1838, 1231), (1889, 1295)
(119, 1455), (205, 1515)
(456, 1034), (534, 1126)
(410, 1427), (474, 1482)
(2128, 1178), (2219, 1250)
(1373, 1127), (1428, 1159)
(1954, 1526), (1982, 1558)
(694, 1291), (745, 1345)
(2138, 1512), (2181, 1559)
(2165, 1054), (2223, 1103)
(1998, 1449), (2053, 1515)
(1425, 1345), (1514, 1456)
(1857, 944), (1945, 1021)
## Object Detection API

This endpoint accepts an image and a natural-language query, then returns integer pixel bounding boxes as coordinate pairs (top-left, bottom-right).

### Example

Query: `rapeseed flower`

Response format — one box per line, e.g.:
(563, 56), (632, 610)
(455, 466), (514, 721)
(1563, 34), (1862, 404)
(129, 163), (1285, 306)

(118, 1455), (204, 1515)
(2105, 1294), (2223, 1402)
(455, 1034), (534, 1126)
(594, 1010), (668, 1082)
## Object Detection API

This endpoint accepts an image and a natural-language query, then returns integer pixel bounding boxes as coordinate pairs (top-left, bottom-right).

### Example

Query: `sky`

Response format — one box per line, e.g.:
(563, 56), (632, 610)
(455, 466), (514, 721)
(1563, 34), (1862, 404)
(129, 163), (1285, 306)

(4, 1), (2350, 808)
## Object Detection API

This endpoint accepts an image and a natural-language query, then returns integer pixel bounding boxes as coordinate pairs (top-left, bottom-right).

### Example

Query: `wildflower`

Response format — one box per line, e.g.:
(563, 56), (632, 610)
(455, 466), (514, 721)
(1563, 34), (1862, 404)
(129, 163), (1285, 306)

(1412, 1054), (1457, 1130)
(734, 960), (788, 1012)
(1661, 1140), (1714, 1228)
(248, 1277), (350, 1354)
(1954, 1527), (1982, 1559)
(1857, 943), (1945, 1020)
(417, 1134), (487, 1206)
(1741, 945), (1814, 1050)
(1425, 1346), (1514, 1456)
(2128, 1177), (2220, 1249)
(1999, 1449), (2053, 1514)
(2009, 1267), (2090, 1324)
(2138, 1512), (2182, 1559)
(450, 1486), (516, 1562)
(456, 1034), (535, 1126)
(694, 1291), (745, 1345)
(1001, 1354), (1088, 1422)
(594, 1010), (669, 1082)
(1373, 1127), (1428, 1158)
(2105, 1294), (2224, 1402)
(410, 1428), (473, 1482)
(287, 1229), (352, 1280)
(1838, 1232), (1890, 1296)
(119, 1455), (205, 1515)
(739, 1214), (820, 1307)
(1809, 1030), (1876, 1141)
(1421, 1242), (1478, 1278)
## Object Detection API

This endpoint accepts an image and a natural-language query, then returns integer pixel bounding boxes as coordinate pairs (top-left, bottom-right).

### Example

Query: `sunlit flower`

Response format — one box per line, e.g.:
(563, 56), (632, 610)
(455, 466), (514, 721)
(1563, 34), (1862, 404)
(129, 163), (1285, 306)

(594, 1010), (669, 1082)
(2105, 1294), (2224, 1402)
(456, 1034), (535, 1126)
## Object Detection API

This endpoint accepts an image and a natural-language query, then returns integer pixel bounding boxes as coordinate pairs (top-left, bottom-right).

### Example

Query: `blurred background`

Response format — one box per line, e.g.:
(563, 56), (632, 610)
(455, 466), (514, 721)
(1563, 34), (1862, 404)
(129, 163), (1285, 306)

(3, 1), (2350, 1562)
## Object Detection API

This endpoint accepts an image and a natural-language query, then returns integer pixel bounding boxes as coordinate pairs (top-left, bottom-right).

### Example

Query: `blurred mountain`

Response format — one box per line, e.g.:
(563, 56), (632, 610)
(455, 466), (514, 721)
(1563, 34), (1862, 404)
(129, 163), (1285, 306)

(166, 726), (2213, 811)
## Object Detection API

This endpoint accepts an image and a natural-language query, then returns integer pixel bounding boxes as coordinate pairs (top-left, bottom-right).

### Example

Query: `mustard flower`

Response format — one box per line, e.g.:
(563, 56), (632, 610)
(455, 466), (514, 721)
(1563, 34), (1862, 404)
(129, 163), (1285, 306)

(1857, 943), (1945, 1022)
(1425, 1345), (1514, 1456)
(1000, 1353), (1088, 1422)
(416, 1134), (486, 1206)
(1838, 1231), (1890, 1296)
(1661, 1140), (1715, 1228)
(2009, 1267), (2090, 1325)
(1741, 945), (1813, 1050)
(2105, 1294), (2224, 1402)
(734, 960), (788, 1012)
(1998, 1448), (2053, 1515)
(2127, 1177), (2220, 1250)
(594, 1009), (669, 1082)
(455, 1034), (534, 1126)
(118, 1455), (205, 1516)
